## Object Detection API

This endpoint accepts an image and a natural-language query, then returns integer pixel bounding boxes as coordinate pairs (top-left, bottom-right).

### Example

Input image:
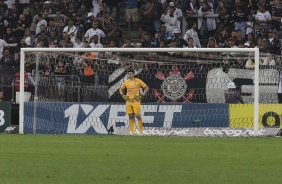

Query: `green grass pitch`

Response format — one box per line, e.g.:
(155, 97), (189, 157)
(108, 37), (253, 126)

(0, 135), (282, 184)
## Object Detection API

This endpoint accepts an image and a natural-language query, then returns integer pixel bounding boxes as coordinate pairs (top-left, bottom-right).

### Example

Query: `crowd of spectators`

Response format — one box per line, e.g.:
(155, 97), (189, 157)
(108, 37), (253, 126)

(0, 0), (281, 88)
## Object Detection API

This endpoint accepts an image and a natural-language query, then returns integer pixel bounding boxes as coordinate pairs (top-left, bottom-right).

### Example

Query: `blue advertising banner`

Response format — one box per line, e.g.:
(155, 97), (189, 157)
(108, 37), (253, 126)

(0, 102), (11, 133)
(24, 102), (229, 134)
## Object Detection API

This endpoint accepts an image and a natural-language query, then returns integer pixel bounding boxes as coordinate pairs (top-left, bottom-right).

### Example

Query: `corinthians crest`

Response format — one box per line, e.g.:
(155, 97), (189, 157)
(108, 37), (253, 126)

(154, 65), (195, 103)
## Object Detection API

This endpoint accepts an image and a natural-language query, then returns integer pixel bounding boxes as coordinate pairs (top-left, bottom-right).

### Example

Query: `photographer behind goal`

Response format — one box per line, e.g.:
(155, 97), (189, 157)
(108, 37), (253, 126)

(224, 82), (244, 104)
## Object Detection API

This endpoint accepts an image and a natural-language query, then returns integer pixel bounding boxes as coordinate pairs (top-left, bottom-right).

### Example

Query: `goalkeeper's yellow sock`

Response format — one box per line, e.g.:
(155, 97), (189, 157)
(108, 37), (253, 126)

(138, 120), (143, 135)
(129, 119), (135, 134)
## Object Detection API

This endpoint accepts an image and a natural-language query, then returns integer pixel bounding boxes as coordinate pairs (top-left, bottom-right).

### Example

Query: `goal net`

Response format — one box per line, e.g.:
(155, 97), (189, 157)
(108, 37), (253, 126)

(19, 48), (282, 136)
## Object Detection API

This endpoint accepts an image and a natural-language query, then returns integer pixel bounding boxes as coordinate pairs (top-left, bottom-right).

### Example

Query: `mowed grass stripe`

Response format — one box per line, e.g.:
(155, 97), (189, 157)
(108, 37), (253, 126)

(0, 135), (282, 184)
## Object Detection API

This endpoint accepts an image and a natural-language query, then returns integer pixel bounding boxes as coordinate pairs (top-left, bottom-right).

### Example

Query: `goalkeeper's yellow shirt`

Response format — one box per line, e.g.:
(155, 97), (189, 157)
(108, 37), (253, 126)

(121, 78), (147, 100)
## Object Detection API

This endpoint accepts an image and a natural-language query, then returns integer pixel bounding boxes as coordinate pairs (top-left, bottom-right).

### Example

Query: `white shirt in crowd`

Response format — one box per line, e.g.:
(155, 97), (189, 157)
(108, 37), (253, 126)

(73, 42), (84, 48)
(84, 28), (106, 43)
(63, 25), (78, 43)
(167, 8), (183, 31)
(35, 19), (47, 35)
(5, 0), (15, 8)
(90, 42), (103, 55)
(0, 39), (8, 59)
(160, 14), (177, 34)
(184, 29), (201, 48)
(255, 11), (272, 22)
(92, 0), (102, 16)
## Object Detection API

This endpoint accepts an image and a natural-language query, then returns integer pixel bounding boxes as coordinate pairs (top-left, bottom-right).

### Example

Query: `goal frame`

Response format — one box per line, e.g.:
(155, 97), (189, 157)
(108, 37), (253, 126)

(19, 47), (260, 135)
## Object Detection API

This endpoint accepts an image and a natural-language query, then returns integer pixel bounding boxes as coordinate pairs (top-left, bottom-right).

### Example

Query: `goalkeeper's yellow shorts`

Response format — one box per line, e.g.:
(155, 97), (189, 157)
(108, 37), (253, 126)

(125, 100), (141, 115)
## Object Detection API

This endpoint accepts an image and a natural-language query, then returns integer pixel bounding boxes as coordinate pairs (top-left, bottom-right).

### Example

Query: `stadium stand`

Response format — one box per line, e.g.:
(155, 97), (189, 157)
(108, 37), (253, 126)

(0, 0), (281, 103)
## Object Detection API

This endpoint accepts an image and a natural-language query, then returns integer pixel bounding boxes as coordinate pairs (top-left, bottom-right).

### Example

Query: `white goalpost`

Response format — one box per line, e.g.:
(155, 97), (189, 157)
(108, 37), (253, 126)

(19, 48), (268, 136)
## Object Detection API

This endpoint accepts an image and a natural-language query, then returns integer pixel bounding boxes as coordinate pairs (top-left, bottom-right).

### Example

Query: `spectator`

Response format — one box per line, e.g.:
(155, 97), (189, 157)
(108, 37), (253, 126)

(63, 18), (77, 44)
(223, 37), (238, 57)
(151, 30), (161, 47)
(73, 36), (83, 48)
(187, 37), (196, 48)
(184, 21), (201, 48)
(16, 38), (27, 52)
(216, 1), (227, 14)
(83, 60), (94, 84)
(126, 0), (139, 28)
(244, 33), (255, 48)
(83, 48), (96, 59)
(261, 52), (276, 66)
(46, 18), (60, 36)
(93, 0), (102, 17)
(103, 0), (121, 18)
(142, 33), (152, 47)
(23, 29), (35, 47)
(61, 31), (73, 47)
(160, 7), (177, 37)
(108, 52), (120, 65)
(172, 29), (188, 47)
(35, 25), (48, 46)
(101, 11), (110, 34)
(267, 29), (280, 54)
(207, 0), (218, 12)
(152, 0), (163, 32)
(43, 1), (54, 20)
(256, 28), (269, 40)
(3, 27), (17, 44)
(198, 1), (216, 39)
(47, 30), (59, 47)
(12, 52), (20, 73)
(84, 21), (106, 43)
(167, 1), (182, 32)
(272, 1), (282, 38)
(255, 5), (272, 30)
(260, 38), (271, 53)
(18, 0), (30, 14)
(122, 38), (135, 48)
(74, 12), (85, 40)
(246, 13), (254, 35)
(50, 0), (61, 12)
(23, 8), (32, 28)
(0, 0), (9, 16)
(217, 11), (233, 29)
(108, 11), (121, 46)
(168, 39), (183, 57)
(35, 13), (47, 35)
(54, 10), (66, 33)
(140, 0), (154, 35)
(7, 3), (19, 24)
(12, 14), (26, 39)
(96, 2), (105, 23)
(0, 48), (12, 86)
(247, 0), (258, 15)
(54, 60), (66, 99)
(235, 29), (246, 46)
(233, 5), (247, 38)
(64, 3), (76, 19)
(83, 12), (94, 33)
(159, 24), (172, 44)
(89, 35), (103, 56)
(0, 14), (9, 38)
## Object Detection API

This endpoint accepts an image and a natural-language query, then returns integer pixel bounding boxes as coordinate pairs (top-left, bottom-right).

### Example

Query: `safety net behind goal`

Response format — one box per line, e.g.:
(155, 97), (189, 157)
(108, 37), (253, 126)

(20, 48), (282, 136)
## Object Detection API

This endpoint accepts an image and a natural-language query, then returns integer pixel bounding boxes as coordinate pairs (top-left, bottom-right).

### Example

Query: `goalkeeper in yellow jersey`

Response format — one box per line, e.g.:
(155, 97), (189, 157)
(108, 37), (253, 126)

(119, 68), (149, 135)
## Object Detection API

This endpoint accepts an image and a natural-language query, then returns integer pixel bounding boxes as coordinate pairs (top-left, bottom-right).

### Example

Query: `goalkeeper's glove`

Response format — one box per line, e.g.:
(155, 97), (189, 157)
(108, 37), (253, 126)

(134, 95), (144, 101)
(122, 94), (129, 101)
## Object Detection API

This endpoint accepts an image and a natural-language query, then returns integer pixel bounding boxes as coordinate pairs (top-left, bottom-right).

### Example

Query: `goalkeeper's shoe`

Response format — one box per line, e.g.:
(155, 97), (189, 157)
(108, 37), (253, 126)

(134, 95), (143, 101)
